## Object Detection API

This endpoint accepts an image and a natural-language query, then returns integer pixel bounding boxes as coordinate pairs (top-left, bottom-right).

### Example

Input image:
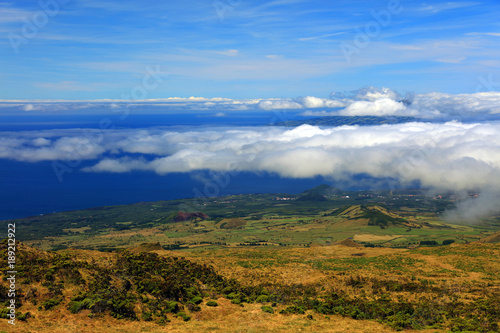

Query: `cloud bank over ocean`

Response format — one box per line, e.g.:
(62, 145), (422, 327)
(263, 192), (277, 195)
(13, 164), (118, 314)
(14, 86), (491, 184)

(2, 87), (500, 120)
(2, 121), (500, 213)
(2, 87), (500, 221)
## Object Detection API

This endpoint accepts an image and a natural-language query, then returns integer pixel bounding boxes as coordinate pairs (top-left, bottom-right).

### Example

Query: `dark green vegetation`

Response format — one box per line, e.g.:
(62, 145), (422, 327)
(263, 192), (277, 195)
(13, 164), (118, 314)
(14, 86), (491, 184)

(272, 116), (418, 127)
(1, 241), (499, 332)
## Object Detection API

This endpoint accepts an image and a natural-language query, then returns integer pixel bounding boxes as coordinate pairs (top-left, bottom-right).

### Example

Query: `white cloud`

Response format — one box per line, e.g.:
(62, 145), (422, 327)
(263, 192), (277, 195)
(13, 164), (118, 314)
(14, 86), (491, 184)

(418, 2), (480, 14)
(257, 96), (345, 110)
(32, 138), (51, 146)
(302, 88), (500, 118)
(411, 92), (500, 115)
(213, 49), (239, 57)
(3, 87), (500, 119)
(339, 98), (410, 116)
(2, 122), (496, 191)
(258, 99), (303, 110)
(300, 96), (345, 108)
(352, 87), (400, 101)
(0, 130), (107, 162)
(23, 104), (38, 112)
(435, 56), (467, 64)
(298, 32), (346, 41)
(88, 157), (150, 173)
(390, 45), (423, 51)
(265, 55), (283, 60)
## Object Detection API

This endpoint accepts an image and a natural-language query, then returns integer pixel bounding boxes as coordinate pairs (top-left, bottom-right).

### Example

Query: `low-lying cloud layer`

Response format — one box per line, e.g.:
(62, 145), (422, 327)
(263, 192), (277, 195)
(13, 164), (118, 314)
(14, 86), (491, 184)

(2, 120), (500, 221)
(2, 87), (500, 120)
(303, 87), (500, 118)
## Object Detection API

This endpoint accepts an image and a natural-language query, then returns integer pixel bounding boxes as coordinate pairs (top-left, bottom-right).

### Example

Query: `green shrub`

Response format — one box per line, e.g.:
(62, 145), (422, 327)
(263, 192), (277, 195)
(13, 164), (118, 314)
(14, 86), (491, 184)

(449, 317), (480, 332)
(68, 301), (84, 314)
(386, 313), (413, 331)
(0, 308), (9, 319)
(261, 306), (274, 314)
(280, 305), (305, 314)
(256, 295), (269, 303)
(176, 311), (191, 322)
(222, 286), (233, 294)
(42, 298), (61, 310)
(190, 296), (203, 305)
(156, 317), (170, 325)
(420, 240), (438, 246)
(227, 292), (239, 299)
(141, 312), (153, 321)
(206, 300), (218, 307)
(165, 301), (180, 313)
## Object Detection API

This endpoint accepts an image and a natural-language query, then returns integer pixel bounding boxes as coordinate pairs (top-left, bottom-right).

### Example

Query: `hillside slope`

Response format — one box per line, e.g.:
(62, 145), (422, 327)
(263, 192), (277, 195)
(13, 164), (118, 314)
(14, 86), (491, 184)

(329, 205), (407, 228)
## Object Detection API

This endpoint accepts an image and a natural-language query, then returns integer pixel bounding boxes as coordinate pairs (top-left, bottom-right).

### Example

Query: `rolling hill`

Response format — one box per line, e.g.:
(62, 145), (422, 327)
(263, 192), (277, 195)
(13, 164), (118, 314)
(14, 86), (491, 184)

(328, 205), (407, 228)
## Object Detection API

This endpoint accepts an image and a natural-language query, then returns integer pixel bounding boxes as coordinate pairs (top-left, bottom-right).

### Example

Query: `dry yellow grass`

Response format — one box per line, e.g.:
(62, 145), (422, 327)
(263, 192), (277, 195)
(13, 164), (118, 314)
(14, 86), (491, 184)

(0, 299), (452, 333)
(2, 243), (498, 332)
(353, 234), (401, 242)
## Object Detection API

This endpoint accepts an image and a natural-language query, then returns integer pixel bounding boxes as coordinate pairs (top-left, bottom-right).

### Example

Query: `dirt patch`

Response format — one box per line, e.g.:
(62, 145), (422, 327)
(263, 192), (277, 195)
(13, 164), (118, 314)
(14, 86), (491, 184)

(354, 234), (399, 242)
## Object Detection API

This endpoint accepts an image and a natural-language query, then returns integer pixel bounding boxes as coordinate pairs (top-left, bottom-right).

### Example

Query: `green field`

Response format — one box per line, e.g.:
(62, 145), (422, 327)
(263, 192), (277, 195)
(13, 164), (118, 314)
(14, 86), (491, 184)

(8, 186), (500, 252)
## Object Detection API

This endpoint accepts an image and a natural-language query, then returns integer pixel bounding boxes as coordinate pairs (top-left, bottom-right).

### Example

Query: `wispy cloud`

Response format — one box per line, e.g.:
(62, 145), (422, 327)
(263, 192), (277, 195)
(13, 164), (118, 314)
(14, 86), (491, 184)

(0, 7), (36, 23)
(467, 32), (500, 37)
(214, 49), (239, 57)
(298, 32), (346, 41)
(418, 2), (480, 14)
(435, 56), (467, 64)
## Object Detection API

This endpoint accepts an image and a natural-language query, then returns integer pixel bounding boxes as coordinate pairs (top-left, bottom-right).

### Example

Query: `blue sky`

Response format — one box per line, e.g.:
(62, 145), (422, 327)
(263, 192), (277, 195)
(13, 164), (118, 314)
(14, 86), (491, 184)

(1, 0), (499, 100)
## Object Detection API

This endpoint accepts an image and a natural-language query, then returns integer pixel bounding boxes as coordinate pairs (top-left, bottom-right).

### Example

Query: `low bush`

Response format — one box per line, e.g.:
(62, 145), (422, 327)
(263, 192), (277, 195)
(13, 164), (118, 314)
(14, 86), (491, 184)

(206, 300), (218, 307)
(280, 305), (305, 315)
(42, 298), (61, 310)
(256, 295), (269, 303)
(190, 296), (203, 305)
(176, 311), (191, 322)
(261, 306), (274, 314)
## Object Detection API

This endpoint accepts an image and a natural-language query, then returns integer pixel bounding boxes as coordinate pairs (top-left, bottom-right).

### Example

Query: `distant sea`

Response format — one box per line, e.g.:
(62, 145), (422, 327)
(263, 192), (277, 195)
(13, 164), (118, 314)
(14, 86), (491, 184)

(0, 111), (334, 221)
